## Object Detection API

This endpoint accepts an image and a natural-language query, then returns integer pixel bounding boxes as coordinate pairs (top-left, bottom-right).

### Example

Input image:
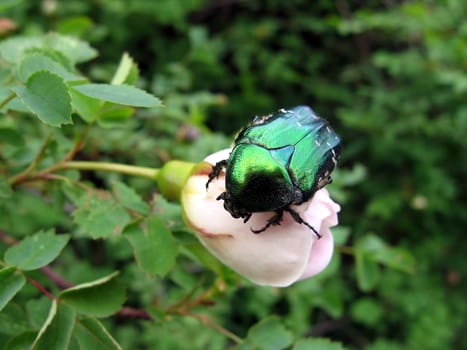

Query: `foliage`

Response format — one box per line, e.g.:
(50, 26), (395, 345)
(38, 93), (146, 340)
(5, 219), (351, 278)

(1, 1), (466, 349)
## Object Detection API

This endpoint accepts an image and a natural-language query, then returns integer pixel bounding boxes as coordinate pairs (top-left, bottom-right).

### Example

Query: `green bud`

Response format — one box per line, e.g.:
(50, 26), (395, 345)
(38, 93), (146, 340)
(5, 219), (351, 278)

(156, 160), (196, 202)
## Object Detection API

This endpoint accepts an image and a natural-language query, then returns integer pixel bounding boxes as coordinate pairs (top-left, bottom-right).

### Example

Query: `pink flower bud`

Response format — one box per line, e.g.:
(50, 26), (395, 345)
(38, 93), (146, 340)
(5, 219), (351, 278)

(182, 149), (340, 287)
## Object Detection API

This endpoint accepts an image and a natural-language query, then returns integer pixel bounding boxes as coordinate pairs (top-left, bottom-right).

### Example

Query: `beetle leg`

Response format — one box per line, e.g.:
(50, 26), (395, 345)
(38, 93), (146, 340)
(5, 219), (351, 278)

(206, 160), (228, 189)
(251, 210), (283, 234)
(285, 207), (321, 239)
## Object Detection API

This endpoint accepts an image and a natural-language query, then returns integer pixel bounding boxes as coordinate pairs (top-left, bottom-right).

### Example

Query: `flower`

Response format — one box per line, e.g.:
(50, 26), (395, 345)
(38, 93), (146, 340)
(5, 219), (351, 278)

(181, 149), (340, 287)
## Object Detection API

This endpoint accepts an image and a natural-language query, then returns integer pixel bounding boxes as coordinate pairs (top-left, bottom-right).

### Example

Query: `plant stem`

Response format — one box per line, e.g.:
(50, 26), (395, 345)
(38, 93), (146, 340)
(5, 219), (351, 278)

(0, 92), (15, 110)
(59, 161), (159, 179)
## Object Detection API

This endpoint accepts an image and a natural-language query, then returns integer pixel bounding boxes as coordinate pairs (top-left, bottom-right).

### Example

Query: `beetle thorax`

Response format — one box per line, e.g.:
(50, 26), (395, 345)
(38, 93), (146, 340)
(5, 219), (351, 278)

(224, 143), (295, 214)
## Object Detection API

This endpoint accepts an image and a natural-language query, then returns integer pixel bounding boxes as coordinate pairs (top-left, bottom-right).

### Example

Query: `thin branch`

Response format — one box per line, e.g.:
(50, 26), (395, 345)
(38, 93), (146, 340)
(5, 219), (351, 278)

(116, 307), (153, 320)
(181, 311), (243, 345)
(8, 132), (53, 186)
(0, 92), (15, 109)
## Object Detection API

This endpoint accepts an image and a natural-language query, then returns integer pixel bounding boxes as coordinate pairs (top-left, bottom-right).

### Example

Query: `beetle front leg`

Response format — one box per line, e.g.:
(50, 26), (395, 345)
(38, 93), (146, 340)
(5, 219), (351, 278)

(206, 159), (228, 189)
(251, 210), (284, 234)
(285, 207), (321, 239)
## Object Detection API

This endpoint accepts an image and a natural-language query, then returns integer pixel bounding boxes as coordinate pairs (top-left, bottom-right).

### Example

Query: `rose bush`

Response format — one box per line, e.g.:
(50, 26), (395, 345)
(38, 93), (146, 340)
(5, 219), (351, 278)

(182, 149), (341, 287)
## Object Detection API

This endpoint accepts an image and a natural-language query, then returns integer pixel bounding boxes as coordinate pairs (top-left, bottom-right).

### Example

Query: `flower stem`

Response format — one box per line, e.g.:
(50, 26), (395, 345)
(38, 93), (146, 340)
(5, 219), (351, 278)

(59, 161), (159, 179)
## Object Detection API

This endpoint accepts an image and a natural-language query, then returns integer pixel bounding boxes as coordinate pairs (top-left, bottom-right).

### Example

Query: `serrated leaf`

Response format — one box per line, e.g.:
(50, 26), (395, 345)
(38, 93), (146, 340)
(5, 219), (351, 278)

(72, 192), (131, 239)
(60, 272), (126, 317)
(75, 318), (122, 350)
(247, 317), (293, 350)
(111, 52), (139, 85)
(13, 71), (72, 127)
(19, 52), (81, 82)
(112, 180), (149, 215)
(0, 267), (25, 312)
(293, 338), (347, 350)
(31, 301), (75, 350)
(124, 216), (177, 276)
(72, 84), (161, 107)
(4, 230), (70, 271)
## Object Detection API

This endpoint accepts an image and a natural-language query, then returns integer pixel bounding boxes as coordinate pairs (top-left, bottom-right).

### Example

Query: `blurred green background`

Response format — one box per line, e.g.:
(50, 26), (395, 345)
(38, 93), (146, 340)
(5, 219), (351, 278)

(1, 0), (466, 349)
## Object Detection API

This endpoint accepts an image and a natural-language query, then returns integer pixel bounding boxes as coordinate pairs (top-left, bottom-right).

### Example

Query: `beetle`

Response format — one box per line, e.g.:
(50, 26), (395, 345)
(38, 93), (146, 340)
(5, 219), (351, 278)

(206, 105), (341, 238)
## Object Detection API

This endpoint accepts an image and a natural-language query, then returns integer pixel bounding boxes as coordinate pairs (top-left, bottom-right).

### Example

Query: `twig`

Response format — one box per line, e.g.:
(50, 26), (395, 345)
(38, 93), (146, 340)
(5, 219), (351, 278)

(0, 92), (15, 109)
(116, 307), (153, 320)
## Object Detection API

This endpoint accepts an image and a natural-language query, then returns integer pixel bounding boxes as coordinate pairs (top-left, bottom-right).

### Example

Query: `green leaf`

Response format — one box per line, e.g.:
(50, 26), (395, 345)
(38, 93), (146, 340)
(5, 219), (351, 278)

(246, 317), (293, 350)
(13, 71), (72, 127)
(71, 84), (161, 107)
(355, 250), (380, 292)
(124, 216), (177, 276)
(0, 303), (30, 335)
(72, 192), (132, 239)
(0, 267), (26, 312)
(0, 127), (25, 147)
(112, 180), (150, 215)
(69, 88), (102, 123)
(75, 318), (122, 350)
(4, 331), (36, 350)
(19, 52), (81, 82)
(43, 33), (97, 64)
(111, 52), (139, 85)
(0, 175), (14, 199)
(60, 272), (126, 317)
(31, 301), (75, 350)
(97, 104), (134, 128)
(350, 297), (384, 326)
(293, 338), (347, 350)
(4, 230), (70, 271)
(0, 36), (42, 63)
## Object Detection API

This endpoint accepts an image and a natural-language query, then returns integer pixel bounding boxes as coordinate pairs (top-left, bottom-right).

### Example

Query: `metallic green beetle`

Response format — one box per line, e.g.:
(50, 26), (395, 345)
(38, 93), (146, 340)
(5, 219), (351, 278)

(207, 106), (341, 237)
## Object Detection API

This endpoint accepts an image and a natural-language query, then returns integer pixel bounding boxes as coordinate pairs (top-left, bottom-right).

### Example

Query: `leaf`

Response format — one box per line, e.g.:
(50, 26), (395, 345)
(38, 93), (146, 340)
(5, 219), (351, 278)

(75, 318), (122, 350)
(0, 127), (25, 147)
(0, 303), (30, 335)
(355, 250), (380, 292)
(4, 230), (70, 271)
(124, 216), (178, 276)
(72, 192), (132, 239)
(0, 175), (14, 199)
(43, 33), (97, 64)
(112, 180), (150, 215)
(293, 338), (347, 350)
(111, 52), (139, 85)
(60, 272), (126, 317)
(0, 267), (26, 312)
(18, 52), (81, 82)
(69, 88), (102, 123)
(13, 71), (72, 127)
(246, 317), (293, 350)
(0, 36), (42, 63)
(71, 84), (161, 107)
(31, 301), (75, 350)
(4, 331), (36, 350)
